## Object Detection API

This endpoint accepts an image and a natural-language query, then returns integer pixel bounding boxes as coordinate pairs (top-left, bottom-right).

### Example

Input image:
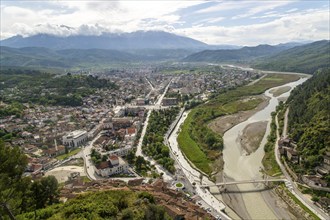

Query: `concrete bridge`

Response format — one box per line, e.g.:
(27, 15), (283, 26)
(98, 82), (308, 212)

(200, 179), (286, 188)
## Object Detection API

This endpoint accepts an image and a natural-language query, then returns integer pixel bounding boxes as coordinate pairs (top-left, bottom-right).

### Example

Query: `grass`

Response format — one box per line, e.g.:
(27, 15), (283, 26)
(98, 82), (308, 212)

(178, 111), (212, 175)
(81, 176), (92, 183)
(283, 186), (320, 220)
(175, 182), (183, 188)
(262, 148), (281, 176)
(56, 148), (81, 160)
(178, 73), (301, 176)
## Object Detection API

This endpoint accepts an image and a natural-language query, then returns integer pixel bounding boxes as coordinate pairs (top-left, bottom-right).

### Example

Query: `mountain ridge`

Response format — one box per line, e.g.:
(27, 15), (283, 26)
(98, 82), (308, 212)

(0, 31), (209, 50)
(182, 44), (291, 63)
(252, 40), (330, 74)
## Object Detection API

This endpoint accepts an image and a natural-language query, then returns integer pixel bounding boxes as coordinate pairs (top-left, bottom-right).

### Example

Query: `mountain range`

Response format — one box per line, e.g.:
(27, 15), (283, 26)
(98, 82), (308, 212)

(1, 31), (328, 74)
(182, 44), (291, 63)
(0, 31), (211, 50)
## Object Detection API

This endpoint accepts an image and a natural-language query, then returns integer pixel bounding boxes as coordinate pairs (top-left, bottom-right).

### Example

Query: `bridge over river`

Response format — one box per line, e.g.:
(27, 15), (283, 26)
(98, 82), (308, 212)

(200, 179), (286, 188)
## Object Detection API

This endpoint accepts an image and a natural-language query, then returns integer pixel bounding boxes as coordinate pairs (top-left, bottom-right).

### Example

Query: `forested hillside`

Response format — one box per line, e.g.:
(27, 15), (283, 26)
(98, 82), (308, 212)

(253, 40), (330, 74)
(287, 69), (330, 174)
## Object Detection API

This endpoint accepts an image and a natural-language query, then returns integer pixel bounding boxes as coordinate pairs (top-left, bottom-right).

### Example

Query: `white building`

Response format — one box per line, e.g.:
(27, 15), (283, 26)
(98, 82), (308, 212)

(108, 145), (132, 157)
(62, 130), (88, 148)
(95, 155), (129, 177)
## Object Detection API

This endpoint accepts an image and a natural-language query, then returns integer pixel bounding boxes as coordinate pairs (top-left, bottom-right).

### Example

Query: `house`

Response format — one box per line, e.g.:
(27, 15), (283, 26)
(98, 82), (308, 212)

(164, 204), (185, 220)
(43, 145), (66, 157)
(162, 98), (178, 106)
(286, 148), (299, 163)
(62, 130), (88, 148)
(135, 98), (145, 106)
(125, 127), (136, 141)
(108, 145), (132, 157)
(94, 155), (128, 177)
(302, 175), (328, 187)
(112, 117), (133, 130)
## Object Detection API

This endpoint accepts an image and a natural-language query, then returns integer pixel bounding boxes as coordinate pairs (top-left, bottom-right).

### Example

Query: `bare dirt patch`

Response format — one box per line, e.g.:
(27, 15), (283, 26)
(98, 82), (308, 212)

(239, 121), (268, 154)
(208, 95), (270, 135)
(45, 165), (86, 183)
(269, 86), (291, 97)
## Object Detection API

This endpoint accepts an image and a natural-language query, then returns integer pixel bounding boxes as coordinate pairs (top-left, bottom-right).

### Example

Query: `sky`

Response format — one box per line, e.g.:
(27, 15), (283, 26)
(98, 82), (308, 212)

(0, 0), (329, 46)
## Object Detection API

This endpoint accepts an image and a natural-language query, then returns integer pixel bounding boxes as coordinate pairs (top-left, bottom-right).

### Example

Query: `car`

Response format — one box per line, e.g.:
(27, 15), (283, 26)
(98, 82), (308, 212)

(215, 215), (221, 220)
(197, 201), (202, 206)
(206, 207), (211, 212)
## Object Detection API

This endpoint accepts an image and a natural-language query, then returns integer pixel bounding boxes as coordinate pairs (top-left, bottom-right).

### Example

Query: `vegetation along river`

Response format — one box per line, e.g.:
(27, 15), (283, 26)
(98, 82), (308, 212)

(220, 77), (308, 219)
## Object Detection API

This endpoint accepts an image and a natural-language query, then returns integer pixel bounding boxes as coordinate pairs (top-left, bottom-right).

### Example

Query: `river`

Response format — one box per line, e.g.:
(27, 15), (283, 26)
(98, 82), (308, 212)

(221, 77), (308, 219)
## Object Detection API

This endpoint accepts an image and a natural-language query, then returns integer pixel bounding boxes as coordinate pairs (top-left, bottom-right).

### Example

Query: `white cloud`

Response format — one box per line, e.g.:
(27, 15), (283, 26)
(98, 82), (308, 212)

(176, 8), (330, 45)
(0, 0), (329, 45)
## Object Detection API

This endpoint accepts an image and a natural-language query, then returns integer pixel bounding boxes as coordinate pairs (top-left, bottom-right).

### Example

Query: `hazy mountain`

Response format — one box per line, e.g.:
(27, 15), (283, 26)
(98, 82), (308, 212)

(0, 31), (209, 50)
(0, 46), (201, 69)
(182, 44), (288, 63)
(253, 40), (330, 74)
(0, 46), (140, 68)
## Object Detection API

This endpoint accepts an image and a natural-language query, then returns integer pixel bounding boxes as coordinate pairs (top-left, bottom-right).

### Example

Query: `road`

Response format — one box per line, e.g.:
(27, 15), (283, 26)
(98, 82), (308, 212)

(275, 109), (328, 220)
(155, 78), (173, 107)
(134, 78), (175, 182)
(81, 133), (103, 180)
(167, 111), (231, 220)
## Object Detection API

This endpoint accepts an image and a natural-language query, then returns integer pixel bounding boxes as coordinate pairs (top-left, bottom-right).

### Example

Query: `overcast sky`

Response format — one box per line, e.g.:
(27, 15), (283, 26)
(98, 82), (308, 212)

(1, 0), (329, 45)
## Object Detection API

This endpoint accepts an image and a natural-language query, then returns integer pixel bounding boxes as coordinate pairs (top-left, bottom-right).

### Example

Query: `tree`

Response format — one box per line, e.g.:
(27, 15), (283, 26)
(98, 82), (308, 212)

(0, 140), (28, 219)
(126, 151), (135, 164)
(135, 156), (145, 171)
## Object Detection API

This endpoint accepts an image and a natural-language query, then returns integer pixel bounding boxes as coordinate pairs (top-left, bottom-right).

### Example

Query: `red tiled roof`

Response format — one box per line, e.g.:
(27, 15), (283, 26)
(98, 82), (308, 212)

(126, 127), (136, 135)
(109, 155), (119, 161)
(96, 161), (110, 170)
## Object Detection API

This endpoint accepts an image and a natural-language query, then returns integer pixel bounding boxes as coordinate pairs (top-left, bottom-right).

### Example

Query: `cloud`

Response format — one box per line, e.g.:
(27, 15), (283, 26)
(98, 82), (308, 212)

(0, 0), (329, 45)
(176, 8), (330, 45)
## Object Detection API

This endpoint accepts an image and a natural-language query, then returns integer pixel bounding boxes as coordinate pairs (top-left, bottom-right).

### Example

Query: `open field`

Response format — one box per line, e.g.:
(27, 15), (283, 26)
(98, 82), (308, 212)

(178, 73), (302, 176)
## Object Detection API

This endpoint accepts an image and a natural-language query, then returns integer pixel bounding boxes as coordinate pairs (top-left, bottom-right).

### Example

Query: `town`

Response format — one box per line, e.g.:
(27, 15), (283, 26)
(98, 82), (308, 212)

(0, 65), (259, 219)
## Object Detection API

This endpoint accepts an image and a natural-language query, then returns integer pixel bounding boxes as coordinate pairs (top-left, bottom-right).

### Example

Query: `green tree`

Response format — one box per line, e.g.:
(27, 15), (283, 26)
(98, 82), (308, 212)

(0, 140), (28, 219)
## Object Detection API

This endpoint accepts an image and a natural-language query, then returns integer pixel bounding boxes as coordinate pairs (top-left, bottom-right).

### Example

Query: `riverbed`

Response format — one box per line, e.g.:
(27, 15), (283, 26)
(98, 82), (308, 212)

(219, 77), (308, 219)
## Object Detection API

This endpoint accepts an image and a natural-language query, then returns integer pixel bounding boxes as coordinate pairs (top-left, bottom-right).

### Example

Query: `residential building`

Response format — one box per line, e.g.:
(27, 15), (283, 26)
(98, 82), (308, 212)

(94, 155), (128, 177)
(162, 98), (177, 106)
(135, 98), (145, 106)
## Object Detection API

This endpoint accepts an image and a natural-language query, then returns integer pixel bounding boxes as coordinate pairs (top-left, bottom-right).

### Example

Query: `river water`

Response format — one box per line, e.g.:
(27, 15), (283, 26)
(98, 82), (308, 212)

(221, 77), (308, 219)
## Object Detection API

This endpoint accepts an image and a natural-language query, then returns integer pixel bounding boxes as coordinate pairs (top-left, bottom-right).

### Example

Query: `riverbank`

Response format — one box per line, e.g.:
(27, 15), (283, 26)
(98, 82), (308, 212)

(220, 77), (309, 219)
(239, 121), (268, 154)
(270, 86), (291, 97)
(208, 95), (269, 135)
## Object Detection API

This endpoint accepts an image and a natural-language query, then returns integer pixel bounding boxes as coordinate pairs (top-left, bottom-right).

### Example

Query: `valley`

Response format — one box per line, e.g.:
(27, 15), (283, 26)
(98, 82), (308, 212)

(1, 1), (329, 219)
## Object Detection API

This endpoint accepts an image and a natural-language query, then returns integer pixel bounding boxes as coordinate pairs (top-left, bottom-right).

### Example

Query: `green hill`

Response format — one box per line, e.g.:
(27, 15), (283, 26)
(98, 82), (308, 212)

(287, 69), (330, 177)
(182, 44), (287, 63)
(253, 40), (330, 74)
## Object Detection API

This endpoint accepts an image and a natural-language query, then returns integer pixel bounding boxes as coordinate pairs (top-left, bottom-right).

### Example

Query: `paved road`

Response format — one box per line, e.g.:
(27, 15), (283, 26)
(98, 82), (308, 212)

(81, 133), (103, 180)
(275, 109), (328, 220)
(167, 111), (231, 220)
(134, 78), (175, 182)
